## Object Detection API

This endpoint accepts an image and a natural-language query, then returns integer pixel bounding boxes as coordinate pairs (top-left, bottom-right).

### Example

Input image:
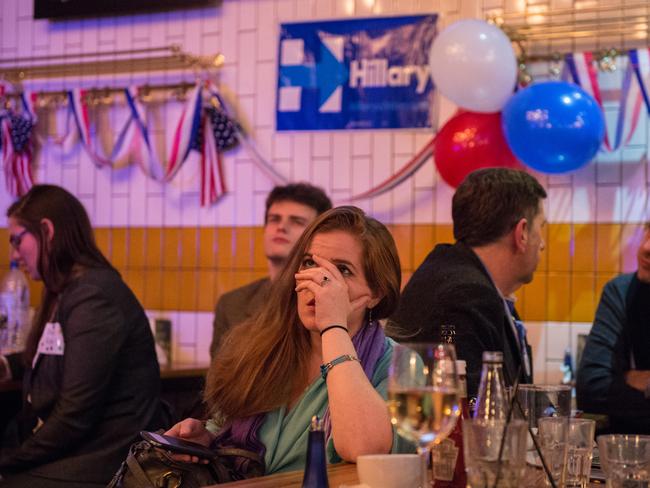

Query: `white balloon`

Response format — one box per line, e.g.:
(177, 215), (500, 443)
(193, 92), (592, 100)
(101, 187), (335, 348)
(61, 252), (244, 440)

(429, 19), (517, 113)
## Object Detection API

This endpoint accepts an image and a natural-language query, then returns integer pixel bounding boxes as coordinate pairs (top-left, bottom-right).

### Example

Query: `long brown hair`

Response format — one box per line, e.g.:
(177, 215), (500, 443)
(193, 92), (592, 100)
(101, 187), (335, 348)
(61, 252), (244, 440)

(204, 206), (401, 420)
(7, 185), (114, 364)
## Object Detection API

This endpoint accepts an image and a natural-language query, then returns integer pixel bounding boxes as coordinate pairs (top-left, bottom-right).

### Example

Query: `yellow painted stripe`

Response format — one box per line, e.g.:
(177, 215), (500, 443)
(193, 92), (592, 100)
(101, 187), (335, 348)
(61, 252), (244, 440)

(0, 224), (637, 321)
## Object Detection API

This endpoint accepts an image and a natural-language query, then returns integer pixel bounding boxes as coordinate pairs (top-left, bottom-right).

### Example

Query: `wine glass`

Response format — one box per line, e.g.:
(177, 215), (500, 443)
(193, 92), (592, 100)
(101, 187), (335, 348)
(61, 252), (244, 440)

(387, 343), (461, 480)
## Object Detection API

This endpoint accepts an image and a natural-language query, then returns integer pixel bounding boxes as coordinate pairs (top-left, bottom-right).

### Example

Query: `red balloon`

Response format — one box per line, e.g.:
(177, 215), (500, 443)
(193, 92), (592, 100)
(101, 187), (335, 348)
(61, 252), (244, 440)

(434, 111), (523, 188)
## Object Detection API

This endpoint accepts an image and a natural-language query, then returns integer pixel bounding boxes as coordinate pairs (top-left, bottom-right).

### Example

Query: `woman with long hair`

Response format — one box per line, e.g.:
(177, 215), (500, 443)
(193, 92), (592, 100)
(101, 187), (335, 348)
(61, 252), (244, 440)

(166, 205), (405, 475)
(0, 185), (166, 487)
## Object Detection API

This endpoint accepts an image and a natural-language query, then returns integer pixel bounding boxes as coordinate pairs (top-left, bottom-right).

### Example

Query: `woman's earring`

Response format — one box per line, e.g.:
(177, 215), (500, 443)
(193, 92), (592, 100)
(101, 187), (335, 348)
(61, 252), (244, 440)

(368, 308), (373, 323)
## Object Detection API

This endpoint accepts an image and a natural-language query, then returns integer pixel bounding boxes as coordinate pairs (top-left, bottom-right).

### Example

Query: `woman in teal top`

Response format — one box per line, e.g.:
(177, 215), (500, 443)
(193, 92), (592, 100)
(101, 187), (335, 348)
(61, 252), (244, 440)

(165, 206), (404, 477)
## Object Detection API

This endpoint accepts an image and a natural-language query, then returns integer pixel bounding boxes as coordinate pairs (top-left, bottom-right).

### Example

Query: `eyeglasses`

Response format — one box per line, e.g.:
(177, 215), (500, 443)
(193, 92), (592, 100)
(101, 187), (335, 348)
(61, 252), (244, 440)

(9, 229), (29, 250)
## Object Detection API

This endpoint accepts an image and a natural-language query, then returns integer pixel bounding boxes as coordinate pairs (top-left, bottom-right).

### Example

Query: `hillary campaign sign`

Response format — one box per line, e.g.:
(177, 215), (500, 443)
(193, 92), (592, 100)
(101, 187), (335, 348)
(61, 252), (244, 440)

(276, 15), (438, 131)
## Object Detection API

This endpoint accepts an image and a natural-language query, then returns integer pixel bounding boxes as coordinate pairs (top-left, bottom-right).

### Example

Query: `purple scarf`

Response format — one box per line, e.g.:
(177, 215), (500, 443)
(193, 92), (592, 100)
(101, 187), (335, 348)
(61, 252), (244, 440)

(212, 320), (387, 474)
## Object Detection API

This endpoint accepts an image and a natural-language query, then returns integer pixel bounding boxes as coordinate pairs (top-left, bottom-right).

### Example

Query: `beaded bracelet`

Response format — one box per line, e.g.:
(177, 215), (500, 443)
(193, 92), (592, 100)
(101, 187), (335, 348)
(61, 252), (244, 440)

(319, 324), (349, 336)
(320, 354), (360, 380)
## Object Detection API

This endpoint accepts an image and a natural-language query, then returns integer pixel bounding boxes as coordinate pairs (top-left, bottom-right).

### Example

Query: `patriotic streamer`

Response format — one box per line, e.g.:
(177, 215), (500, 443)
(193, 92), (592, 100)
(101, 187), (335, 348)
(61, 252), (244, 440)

(200, 112), (226, 206)
(349, 136), (436, 201)
(66, 89), (112, 167)
(165, 84), (203, 181)
(565, 52), (612, 151)
(613, 52), (644, 150)
(629, 48), (650, 116)
(204, 81), (288, 186)
(1, 115), (33, 197)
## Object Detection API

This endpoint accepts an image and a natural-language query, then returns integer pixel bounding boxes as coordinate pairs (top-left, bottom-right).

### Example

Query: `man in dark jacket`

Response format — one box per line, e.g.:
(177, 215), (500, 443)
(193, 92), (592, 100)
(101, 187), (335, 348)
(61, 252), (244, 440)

(390, 168), (547, 397)
(577, 223), (650, 434)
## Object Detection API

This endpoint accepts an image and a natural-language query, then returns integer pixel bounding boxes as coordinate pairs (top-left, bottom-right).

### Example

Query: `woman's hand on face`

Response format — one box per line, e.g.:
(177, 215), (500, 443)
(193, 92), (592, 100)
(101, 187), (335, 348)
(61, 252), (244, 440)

(295, 254), (370, 331)
(163, 418), (216, 464)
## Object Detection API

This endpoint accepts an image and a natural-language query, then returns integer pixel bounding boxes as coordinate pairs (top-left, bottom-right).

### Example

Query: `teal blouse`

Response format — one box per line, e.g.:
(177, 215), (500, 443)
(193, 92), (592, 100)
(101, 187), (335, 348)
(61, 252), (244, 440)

(207, 337), (414, 474)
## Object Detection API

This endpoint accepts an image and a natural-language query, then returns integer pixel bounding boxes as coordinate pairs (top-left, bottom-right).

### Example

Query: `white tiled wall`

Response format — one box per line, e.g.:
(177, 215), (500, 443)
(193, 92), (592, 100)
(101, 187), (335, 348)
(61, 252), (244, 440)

(1, 0), (647, 378)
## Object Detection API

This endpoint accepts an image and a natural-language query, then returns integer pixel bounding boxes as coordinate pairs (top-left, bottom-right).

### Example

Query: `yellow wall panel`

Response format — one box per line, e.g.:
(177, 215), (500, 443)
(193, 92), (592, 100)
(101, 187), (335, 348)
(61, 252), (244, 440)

(111, 228), (127, 268)
(198, 228), (217, 269)
(252, 227), (267, 270)
(128, 228), (146, 268)
(180, 228), (198, 268)
(547, 224), (571, 272)
(145, 228), (163, 268)
(197, 270), (217, 312)
(547, 272), (571, 322)
(162, 228), (181, 269)
(573, 224), (595, 273)
(178, 270), (198, 310)
(570, 273), (595, 323)
(94, 228), (110, 261)
(596, 224), (621, 273)
(161, 270), (181, 310)
(0, 223), (641, 316)
(217, 228), (234, 268)
(389, 224), (413, 272)
(412, 225), (435, 268)
(143, 269), (163, 310)
(234, 227), (254, 269)
(521, 273), (547, 322)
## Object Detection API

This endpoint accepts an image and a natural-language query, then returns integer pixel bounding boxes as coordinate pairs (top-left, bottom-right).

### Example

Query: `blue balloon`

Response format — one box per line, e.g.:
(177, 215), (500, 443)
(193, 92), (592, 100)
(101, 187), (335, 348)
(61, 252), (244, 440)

(501, 81), (605, 174)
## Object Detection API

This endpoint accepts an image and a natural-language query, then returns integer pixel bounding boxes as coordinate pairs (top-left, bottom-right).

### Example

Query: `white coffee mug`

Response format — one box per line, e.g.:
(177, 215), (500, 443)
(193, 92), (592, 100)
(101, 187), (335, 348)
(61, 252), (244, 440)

(356, 454), (426, 488)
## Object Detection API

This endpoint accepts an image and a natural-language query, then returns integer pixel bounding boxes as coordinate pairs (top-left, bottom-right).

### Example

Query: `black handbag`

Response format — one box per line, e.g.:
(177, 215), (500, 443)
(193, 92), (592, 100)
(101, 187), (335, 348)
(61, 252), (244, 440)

(107, 439), (264, 488)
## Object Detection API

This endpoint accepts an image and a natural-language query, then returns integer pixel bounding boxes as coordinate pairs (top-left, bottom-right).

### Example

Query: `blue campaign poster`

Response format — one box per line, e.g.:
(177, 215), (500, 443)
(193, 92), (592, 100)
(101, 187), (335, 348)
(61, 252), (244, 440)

(276, 15), (438, 131)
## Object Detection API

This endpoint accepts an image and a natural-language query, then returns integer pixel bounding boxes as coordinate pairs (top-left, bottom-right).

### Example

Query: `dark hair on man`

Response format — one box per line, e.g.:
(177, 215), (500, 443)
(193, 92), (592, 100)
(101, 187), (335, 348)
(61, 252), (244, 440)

(452, 168), (547, 247)
(264, 183), (332, 222)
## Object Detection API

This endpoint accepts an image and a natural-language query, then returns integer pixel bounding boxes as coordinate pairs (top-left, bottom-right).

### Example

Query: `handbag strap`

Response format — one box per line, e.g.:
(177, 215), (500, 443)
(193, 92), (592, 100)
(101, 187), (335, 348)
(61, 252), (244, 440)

(125, 451), (156, 488)
(215, 447), (264, 464)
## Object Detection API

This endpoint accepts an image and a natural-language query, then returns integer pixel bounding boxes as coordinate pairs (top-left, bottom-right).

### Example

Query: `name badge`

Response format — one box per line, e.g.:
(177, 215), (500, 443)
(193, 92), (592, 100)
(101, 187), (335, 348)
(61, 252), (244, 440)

(33, 322), (65, 368)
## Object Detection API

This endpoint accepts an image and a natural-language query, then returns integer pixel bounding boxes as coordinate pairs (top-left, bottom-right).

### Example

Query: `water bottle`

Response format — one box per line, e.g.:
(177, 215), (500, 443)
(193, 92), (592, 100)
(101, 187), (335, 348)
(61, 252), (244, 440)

(301, 416), (329, 488)
(473, 351), (508, 421)
(433, 360), (469, 487)
(0, 261), (30, 354)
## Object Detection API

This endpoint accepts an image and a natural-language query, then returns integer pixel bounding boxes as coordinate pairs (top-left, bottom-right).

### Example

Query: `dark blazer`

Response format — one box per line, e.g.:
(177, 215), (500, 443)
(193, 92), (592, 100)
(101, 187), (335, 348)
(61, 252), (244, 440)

(210, 277), (271, 358)
(389, 242), (533, 397)
(0, 267), (164, 484)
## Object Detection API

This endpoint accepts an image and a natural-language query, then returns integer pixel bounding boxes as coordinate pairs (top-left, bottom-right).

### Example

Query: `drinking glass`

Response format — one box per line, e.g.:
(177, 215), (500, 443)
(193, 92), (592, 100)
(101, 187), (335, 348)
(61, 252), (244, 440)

(463, 418), (528, 488)
(597, 434), (650, 488)
(537, 417), (569, 487)
(565, 418), (595, 488)
(387, 343), (461, 477)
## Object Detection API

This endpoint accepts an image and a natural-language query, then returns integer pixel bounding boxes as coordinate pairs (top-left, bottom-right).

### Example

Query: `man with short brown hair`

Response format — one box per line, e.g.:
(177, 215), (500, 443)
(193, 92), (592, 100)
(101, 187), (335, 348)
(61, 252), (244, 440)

(391, 168), (547, 396)
(210, 183), (332, 358)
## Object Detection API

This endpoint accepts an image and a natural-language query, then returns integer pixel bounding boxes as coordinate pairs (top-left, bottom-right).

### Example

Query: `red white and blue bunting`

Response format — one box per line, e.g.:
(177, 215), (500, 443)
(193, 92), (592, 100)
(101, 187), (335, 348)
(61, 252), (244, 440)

(2, 81), (288, 204)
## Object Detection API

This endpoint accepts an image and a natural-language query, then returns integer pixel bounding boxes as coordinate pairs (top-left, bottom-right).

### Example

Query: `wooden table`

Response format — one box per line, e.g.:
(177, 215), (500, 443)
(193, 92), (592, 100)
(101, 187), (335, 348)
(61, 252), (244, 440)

(214, 463), (358, 487)
(213, 462), (606, 487)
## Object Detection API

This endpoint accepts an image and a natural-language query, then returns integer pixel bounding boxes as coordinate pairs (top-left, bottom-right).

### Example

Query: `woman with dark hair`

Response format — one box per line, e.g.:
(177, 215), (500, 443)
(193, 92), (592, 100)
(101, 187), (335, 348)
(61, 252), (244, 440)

(166, 206), (408, 475)
(0, 185), (166, 487)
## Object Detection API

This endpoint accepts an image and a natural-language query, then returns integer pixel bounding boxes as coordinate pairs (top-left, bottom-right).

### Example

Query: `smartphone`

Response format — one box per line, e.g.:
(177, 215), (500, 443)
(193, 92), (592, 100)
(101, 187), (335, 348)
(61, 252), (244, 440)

(140, 431), (217, 460)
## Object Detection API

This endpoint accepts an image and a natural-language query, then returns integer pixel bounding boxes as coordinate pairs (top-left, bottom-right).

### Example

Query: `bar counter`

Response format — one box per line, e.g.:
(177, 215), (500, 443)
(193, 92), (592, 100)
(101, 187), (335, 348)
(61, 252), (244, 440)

(213, 462), (606, 487)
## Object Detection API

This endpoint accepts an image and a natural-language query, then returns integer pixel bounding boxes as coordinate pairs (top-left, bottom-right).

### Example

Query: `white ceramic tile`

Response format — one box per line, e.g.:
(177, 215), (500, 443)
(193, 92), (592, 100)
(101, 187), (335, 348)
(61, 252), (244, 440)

(257, 0), (277, 61)
(220, 0), (240, 64)
(545, 321), (571, 361)
(234, 160), (256, 225)
(434, 181), (453, 224)
(195, 312), (215, 363)
(292, 133), (312, 181)
(237, 31), (257, 96)
(352, 132), (371, 156)
(1, 0), (18, 51)
(312, 133), (332, 159)
(254, 61), (276, 128)
(331, 133), (351, 191)
(351, 155), (371, 195)
(548, 186), (572, 222)
(596, 185), (621, 223)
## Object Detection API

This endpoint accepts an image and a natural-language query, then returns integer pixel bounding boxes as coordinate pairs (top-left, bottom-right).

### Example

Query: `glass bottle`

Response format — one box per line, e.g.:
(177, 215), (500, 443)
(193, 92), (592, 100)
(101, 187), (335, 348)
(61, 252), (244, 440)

(473, 351), (507, 421)
(433, 360), (468, 487)
(301, 416), (329, 488)
(0, 260), (30, 354)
